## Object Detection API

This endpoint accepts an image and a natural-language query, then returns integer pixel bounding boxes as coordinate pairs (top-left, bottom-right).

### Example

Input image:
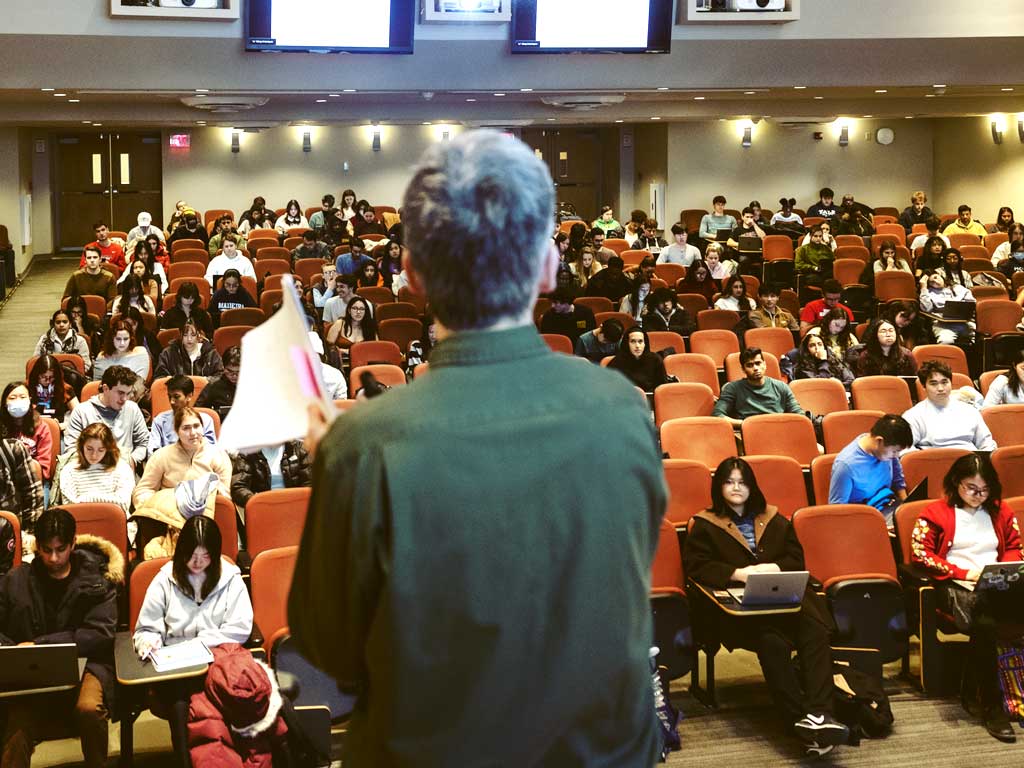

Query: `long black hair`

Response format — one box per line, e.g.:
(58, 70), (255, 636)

(0, 380), (39, 439)
(943, 453), (1003, 516)
(28, 354), (70, 422)
(710, 457), (767, 518)
(172, 516), (223, 601)
(938, 248), (969, 287)
(861, 318), (910, 375)
(1002, 347), (1024, 397)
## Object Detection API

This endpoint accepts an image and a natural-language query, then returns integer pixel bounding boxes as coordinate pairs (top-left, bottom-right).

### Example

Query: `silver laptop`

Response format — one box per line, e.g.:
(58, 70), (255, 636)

(954, 562), (1024, 592)
(0, 644), (81, 691)
(728, 570), (809, 606)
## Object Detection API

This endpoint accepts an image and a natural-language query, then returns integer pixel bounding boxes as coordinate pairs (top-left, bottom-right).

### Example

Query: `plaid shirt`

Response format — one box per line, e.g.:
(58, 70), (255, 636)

(0, 438), (44, 531)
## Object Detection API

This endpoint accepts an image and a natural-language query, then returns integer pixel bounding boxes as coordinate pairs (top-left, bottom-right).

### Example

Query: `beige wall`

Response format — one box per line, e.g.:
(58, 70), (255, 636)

(665, 119), (935, 222)
(0, 128), (33, 274)
(162, 124), (465, 222)
(633, 124), (669, 223)
(932, 116), (1024, 221)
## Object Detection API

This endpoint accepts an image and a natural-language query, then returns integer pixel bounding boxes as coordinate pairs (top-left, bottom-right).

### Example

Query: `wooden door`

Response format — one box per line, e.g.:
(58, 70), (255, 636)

(522, 128), (603, 223)
(54, 131), (163, 250)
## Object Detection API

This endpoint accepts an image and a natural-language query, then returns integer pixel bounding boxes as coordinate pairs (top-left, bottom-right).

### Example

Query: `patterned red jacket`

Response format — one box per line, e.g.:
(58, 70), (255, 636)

(911, 499), (1023, 580)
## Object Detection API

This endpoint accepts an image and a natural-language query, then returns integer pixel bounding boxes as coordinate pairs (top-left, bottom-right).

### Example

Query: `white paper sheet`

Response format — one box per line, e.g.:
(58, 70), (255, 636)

(218, 275), (334, 454)
(150, 639), (214, 672)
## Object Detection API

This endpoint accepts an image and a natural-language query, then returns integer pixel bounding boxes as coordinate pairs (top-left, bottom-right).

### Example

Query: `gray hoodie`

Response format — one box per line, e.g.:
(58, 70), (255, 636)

(64, 395), (149, 466)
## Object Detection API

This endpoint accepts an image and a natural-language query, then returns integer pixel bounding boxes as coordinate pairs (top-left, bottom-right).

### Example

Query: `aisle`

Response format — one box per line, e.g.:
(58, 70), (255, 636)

(0, 257), (77, 384)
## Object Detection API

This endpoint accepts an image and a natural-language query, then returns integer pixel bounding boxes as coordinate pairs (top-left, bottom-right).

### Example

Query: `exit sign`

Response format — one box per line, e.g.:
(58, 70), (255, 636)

(169, 133), (191, 149)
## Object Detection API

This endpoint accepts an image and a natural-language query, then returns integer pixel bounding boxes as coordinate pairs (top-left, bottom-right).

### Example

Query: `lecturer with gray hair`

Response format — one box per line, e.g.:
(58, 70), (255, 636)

(289, 130), (666, 765)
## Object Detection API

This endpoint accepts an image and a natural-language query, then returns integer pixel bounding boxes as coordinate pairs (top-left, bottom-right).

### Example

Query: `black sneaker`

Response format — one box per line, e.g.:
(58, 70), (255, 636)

(804, 741), (836, 758)
(794, 712), (849, 747)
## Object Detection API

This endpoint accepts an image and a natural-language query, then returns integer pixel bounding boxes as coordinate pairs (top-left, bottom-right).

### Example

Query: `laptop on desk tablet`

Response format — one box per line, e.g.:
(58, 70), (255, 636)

(937, 300), (976, 322)
(954, 562), (1024, 593)
(715, 228), (733, 242)
(0, 644), (81, 692)
(737, 235), (763, 253)
(727, 570), (809, 607)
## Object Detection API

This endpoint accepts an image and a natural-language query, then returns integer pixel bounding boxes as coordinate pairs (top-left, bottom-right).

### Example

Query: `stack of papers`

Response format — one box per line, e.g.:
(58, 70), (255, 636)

(150, 639), (214, 672)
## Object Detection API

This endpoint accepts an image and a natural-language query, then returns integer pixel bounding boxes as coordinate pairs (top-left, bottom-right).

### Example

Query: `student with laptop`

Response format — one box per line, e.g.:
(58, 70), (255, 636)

(902, 361), (996, 452)
(910, 454), (1024, 742)
(698, 195), (738, 243)
(829, 414), (914, 523)
(0, 507), (122, 768)
(918, 270), (976, 345)
(683, 458), (850, 757)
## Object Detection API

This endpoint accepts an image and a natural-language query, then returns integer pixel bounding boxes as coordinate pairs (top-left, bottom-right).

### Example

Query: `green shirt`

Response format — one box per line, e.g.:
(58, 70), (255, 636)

(713, 377), (803, 420)
(794, 241), (833, 274)
(289, 325), (664, 766)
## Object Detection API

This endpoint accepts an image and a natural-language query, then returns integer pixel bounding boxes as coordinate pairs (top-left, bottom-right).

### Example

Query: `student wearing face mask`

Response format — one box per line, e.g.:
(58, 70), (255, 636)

(1, 381), (53, 483)
(91, 321), (151, 400)
(997, 239), (1024, 279)
(35, 309), (92, 373)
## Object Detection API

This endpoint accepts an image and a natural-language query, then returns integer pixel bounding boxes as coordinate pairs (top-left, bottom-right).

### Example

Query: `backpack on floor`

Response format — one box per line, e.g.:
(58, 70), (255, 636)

(831, 663), (893, 745)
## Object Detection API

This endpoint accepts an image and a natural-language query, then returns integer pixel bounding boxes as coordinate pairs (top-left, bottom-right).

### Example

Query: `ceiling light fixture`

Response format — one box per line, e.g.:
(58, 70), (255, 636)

(315, 99), (326, 103)
(68, 99), (80, 103)
(614, 119), (624, 123)
(328, 93), (340, 98)
(520, 88), (533, 92)
(657, 87), (669, 91)
(875, 89), (888, 94)
(694, 96), (705, 100)
(1003, 87), (1015, 92)
(195, 89), (209, 93)
(933, 84), (946, 88)
(41, 88), (55, 92)
(744, 91), (755, 95)
(814, 96), (824, 100)
(343, 89), (356, 93)
(465, 98), (476, 102)
(793, 86), (806, 90)
(54, 93), (66, 97)
(992, 114), (1006, 144)
(651, 116), (662, 120)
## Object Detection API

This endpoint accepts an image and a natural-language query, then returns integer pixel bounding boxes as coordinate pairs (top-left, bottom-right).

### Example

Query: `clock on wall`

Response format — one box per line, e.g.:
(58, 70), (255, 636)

(875, 127), (895, 146)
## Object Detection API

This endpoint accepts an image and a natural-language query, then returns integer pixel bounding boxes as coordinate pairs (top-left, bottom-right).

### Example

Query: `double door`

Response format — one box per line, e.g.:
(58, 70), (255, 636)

(55, 131), (163, 250)
(521, 128), (605, 223)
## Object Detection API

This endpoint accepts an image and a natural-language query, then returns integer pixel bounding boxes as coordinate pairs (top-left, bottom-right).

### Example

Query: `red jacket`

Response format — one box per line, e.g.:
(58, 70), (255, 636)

(188, 644), (288, 768)
(911, 499), (1023, 580)
(80, 241), (127, 271)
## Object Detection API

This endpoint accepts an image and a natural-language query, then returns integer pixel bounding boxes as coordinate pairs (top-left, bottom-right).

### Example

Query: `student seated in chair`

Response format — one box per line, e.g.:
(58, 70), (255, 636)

(682, 458), (850, 757)
(574, 317), (624, 363)
(607, 327), (669, 392)
(230, 440), (313, 515)
(902, 361), (996, 452)
(911, 454), (1024, 743)
(748, 284), (798, 331)
(194, 347), (240, 416)
(829, 414), (913, 522)
(149, 375), (217, 453)
(0, 507), (123, 768)
(712, 347), (803, 428)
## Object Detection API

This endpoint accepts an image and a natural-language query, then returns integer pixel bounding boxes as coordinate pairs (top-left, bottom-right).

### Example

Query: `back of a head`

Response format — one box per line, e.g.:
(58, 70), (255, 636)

(601, 318), (624, 344)
(100, 364), (138, 390)
(870, 414), (913, 449)
(402, 130), (555, 331)
(35, 507), (76, 547)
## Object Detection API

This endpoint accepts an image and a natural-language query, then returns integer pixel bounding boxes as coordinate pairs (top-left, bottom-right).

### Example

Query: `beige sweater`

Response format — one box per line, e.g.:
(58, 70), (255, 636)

(132, 441), (232, 509)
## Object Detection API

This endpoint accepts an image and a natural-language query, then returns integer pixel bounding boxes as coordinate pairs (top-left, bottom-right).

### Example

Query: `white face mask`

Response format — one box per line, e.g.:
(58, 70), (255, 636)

(6, 400), (30, 419)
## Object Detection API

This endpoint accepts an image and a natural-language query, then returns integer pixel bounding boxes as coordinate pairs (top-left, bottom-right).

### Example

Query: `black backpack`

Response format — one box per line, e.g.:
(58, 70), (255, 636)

(831, 663), (894, 745)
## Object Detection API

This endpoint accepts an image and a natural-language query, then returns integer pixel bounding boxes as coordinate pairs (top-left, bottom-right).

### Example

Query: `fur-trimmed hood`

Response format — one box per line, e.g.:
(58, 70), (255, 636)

(73, 533), (125, 586)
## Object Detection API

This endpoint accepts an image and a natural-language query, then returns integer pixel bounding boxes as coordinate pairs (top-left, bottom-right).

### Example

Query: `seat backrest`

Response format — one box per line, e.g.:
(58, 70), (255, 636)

(979, 369), (1003, 397)
(0, 510), (21, 569)
(893, 500), (936, 565)
(653, 382), (716, 426)
(356, 286), (395, 306)
(259, 289), (284, 317)
(900, 448), (972, 497)
(662, 459), (712, 528)
(986, 231), (1010, 255)
(793, 504), (897, 588)
(851, 376), (913, 412)
(832, 258), (865, 287)
(874, 271), (917, 302)
(993, 445), (1024, 498)
(212, 325), (253, 356)
(741, 413), (820, 466)
(81, 381), (102, 402)
(981, 404), (1024, 447)
(835, 244), (870, 263)
(874, 224), (906, 243)
(573, 296), (614, 315)
(349, 363), (407, 394)
(910, 344), (969, 376)
(790, 378), (849, 416)
(809, 453), (837, 505)
(651, 517), (684, 592)
(129, 557), (171, 630)
(250, 546), (298, 655)
(724, 351), (782, 382)
(822, 409), (884, 453)
(246, 488), (311, 559)
(743, 454), (808, 518)
(167, 261), (206, 281)
(541, 333), (574, 355)
(948, 233), (982, 248)
(377, 318), (423, 353)
(621, 249), (649, 266)
(603, 238), (629, 255)
(743, 327), (795, 362)
(376, 302), (418, 323)
(220, 308), (266, 328)
(654, 263), (686, 286)
(645, 332), (685, 357)
(977, 300), (1024, 336)
(660, 417), (738, 468)
(213, 494), (239, 559)
(150, 375), (208, 415)
(675, 292), (710, 318)
(689, 330), (740, 368)
(762, 235), (794, 261)
(349, 340), (403, 369)
(62, 502), (128, 565)
(696, 309), (740, 332)
(663, 353), (720, 396)
(170, 248), (209, 266)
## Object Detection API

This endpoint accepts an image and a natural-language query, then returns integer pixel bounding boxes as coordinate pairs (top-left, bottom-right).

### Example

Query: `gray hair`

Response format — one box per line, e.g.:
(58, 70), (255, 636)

(402, 129), (555, 330)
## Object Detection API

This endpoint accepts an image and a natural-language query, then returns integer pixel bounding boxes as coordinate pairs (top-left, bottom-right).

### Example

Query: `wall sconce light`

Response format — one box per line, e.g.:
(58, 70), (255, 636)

(992, 120), (1004, 145)
(302, 129), (312, 153)
(230, 130), (240, 154)
(372, 124), (382, 152)
(838, 125), (849, 147)
(741, 125), (752, 148)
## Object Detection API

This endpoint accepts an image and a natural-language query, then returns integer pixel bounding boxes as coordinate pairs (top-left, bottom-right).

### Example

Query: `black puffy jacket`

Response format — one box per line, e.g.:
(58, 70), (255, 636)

(230, 441), (312, 508)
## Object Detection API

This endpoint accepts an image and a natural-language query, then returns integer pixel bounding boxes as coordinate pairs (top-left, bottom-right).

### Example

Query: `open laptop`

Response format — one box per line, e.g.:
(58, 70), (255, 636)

(715, 228), (733, 241)
(938, 300), (976, 322)
(727, 570), (809, 607)
(737, 235), (763, 253)
(0, 644), (81, 692)
(954, 562), (1024, 592)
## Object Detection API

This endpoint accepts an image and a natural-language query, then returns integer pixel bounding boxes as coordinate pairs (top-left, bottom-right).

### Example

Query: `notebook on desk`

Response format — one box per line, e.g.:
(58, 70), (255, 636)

(0, 644), (81, 691)
(727, 571), (809, 606)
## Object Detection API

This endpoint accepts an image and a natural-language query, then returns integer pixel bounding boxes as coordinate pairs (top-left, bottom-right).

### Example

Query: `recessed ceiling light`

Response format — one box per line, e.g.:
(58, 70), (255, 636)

(614, 119), (624, 123)
(493, 92), (506, 96)
(422, 121), (431, 125)
(546, 117), (556, 121)
(328, 93), (340, 98)
(925, 94), (936, 98)
(694, 96), (705, 100)
(520, 88), (533, 92)
(874, 89), (887, 94)
(744, 91), (755, 95)
(905, 115), (914, 119)
(793, 86), (806, 90)
(863, 114), (873, 118)
(342, 89), (356, 93)
(814, 96), (824, 100)
(68, 99), (80, 103)
(41, 88), (55, 92)
(81, 120), (91, 124)
(315, 99), (326, 103)
(657, 87), (669, 91)
(465, 98), (476, 102)
(54, 93), (66, 97)
(196, 121), (206, 124)
(92, 123), (102, 126)
(1002, 87), (1015, 92)
(651, 116), (662, 120)
(195, 88), (209, 93)
(933, 84), (946, 88)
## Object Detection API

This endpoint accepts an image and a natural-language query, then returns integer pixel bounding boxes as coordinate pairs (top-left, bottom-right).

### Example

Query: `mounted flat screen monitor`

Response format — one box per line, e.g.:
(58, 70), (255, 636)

(246, 0), (416, 54)
(510, 0), (673, 54)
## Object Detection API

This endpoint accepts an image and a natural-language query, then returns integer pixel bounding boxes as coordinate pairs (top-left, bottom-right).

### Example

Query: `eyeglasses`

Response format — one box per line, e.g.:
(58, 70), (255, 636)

(959, 482), (990, 497)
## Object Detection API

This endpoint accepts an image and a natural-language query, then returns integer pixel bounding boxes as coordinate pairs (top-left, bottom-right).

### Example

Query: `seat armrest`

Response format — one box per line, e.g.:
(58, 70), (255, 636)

(246, 621), (265, 651)
(897, 562), (935, 587)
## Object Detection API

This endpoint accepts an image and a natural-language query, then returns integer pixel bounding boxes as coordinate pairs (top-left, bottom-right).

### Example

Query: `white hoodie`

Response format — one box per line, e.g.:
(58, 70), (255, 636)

(133, 557), (253, 654)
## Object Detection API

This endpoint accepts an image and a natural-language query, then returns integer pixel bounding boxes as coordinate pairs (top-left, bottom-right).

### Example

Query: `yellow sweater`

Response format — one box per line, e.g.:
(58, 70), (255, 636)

(132, 441), (232, 509)
(942, 219), (987, 238)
